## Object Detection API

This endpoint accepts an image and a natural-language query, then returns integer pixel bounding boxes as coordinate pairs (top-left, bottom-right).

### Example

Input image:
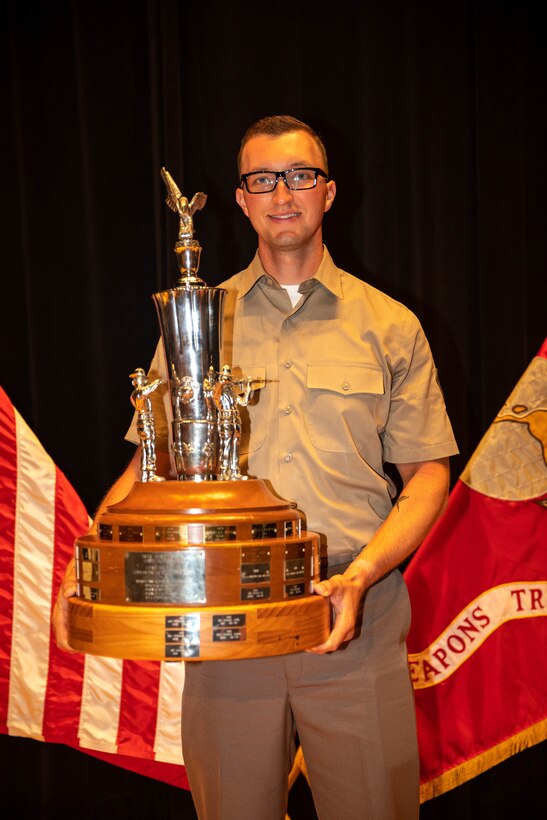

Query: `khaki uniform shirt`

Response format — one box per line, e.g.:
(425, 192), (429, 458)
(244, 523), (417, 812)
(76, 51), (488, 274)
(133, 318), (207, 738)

(128, 247), (458, 566)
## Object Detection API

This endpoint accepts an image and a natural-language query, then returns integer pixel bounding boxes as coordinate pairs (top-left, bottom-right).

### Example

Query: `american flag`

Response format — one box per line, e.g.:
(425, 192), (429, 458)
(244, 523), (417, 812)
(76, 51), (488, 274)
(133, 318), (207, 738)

(0, 385), (189, 789)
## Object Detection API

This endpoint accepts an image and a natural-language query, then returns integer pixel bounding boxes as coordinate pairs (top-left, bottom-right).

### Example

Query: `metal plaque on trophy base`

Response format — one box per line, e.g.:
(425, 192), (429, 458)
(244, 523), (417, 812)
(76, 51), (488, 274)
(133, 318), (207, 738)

(67, 169), (330, 661)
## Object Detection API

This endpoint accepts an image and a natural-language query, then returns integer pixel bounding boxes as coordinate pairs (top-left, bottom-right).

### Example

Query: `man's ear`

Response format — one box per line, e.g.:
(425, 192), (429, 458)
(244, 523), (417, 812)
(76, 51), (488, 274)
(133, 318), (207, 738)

(324, 180), (336, 213)
(235, 187), (249, 217)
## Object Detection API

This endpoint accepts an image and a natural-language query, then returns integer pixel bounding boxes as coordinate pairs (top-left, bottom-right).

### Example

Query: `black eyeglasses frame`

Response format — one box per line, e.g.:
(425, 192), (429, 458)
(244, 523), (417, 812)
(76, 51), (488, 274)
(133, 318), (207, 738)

(239, 167), (329, 194)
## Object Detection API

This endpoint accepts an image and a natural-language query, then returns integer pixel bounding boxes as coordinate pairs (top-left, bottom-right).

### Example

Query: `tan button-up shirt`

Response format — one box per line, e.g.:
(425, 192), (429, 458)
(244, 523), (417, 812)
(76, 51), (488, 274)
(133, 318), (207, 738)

(128, 248), (458, 566)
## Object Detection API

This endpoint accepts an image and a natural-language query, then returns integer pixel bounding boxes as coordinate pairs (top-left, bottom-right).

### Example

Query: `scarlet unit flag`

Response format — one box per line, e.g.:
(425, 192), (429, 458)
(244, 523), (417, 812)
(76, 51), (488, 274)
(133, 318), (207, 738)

(405, 340), (547, 802)
(0, 386), (189, 789)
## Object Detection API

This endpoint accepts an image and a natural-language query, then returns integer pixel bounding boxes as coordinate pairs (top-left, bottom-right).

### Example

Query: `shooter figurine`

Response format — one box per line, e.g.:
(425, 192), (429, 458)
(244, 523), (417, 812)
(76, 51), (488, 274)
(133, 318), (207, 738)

(205, 365), (254, 480)
(130, 368), (164, 482)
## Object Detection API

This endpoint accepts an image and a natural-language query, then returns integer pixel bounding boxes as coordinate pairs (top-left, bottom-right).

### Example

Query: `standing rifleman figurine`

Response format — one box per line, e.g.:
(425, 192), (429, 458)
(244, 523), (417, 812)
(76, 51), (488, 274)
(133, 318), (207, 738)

(130, 368), (164, 482)
(205, 365), (254, 480)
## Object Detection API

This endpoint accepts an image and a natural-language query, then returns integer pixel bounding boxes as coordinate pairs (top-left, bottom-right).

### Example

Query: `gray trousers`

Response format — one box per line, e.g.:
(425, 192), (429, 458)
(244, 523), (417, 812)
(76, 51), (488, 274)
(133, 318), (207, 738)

(181, 569), (419, 820)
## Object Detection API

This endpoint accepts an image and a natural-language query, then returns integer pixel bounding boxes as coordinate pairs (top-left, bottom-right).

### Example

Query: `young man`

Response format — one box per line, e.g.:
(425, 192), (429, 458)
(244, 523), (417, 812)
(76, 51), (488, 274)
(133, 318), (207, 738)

(55, 116), (458, 819)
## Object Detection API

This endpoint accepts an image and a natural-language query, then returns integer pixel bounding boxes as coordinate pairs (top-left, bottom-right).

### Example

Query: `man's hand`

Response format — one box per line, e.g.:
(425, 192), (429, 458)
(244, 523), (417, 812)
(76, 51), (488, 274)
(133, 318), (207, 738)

(308, 562), (370, 654)
(52, 559), (78, 653)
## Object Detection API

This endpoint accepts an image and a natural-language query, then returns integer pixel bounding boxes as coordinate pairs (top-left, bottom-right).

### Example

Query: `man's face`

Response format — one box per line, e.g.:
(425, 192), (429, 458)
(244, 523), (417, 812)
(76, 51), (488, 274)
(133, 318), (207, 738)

(235, 131), (336, 255)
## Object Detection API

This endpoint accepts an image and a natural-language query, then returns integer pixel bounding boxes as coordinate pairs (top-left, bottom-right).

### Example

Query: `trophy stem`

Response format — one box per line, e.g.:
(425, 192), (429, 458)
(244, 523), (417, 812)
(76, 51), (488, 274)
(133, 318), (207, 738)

(175, 239), (205, 287)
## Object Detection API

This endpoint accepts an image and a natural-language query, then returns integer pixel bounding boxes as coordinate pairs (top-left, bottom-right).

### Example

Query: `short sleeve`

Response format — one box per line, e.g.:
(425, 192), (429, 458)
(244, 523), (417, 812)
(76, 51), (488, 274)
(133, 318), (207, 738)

(381, 315), (458, 463)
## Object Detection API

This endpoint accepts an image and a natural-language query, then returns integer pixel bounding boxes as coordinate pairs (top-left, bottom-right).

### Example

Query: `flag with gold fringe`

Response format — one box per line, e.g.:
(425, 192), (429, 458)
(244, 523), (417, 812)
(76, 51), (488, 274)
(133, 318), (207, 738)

(405, 339), (547, 801)
(0, 386), (189, 789)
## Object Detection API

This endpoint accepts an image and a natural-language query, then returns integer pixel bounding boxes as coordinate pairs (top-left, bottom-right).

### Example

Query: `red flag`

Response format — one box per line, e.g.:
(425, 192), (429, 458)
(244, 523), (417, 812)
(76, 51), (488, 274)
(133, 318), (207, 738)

(405, 340), (547, 801)
(0, 386), (189, 789)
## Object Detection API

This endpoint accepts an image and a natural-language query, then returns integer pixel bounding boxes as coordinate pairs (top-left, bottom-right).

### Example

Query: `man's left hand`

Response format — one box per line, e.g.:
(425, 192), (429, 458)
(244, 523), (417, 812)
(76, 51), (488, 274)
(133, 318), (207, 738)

(308, 569), (366, 654)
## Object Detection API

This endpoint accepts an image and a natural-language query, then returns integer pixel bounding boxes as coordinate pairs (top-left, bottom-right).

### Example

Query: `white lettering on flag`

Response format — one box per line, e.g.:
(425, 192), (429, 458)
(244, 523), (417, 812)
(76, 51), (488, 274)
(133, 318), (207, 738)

(409, 581), (547, 688)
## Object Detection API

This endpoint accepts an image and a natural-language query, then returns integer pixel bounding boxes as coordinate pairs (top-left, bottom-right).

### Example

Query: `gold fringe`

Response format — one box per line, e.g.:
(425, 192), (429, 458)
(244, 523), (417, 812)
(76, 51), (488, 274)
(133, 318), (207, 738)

(420, 718), (547, 803)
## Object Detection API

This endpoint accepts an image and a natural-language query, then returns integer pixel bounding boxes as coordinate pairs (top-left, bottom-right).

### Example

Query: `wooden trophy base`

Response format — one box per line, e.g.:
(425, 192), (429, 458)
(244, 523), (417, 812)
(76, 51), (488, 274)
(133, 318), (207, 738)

(68, 594), (330, 661)
(68, 479), (330, 661)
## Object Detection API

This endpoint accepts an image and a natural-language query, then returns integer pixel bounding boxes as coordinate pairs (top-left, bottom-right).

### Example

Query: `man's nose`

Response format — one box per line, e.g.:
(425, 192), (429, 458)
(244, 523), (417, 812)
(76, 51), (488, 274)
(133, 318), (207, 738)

(272, 176), (292, 202)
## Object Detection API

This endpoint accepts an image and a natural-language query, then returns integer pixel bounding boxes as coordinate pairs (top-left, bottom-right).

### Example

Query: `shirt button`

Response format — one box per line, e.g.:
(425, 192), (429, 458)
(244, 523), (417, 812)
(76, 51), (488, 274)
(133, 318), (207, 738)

(284, 360), (292, 369)
(342, 381), (350, 391)
(284, 453), (293, 462)
(284, 406), (293, 415)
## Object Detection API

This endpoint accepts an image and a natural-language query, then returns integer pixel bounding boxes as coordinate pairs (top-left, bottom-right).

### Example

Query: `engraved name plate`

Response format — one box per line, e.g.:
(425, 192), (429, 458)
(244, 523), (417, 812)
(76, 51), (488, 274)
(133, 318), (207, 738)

(82, 561), (100, 583)
(82, 586), (101, 602)
(252, 522), (277, 539)
(99, 524), (113, 541)
(241, 586), (271, 601)
(212, 613), (246, 642)
(165, 629), (184, 643)
(81, 547), (100, 561)
(205, 525), (237, 542)
(164, 613), (200, 658)
(241, 546), (271, 562)
(285, 543), (306, 580)
(125, 550), (206, 603)
(285, 558), (306, 580)
(285, 582), (306, 598)
(284, 520), (299, 537)
(119, 525), (144, 543)
(155, 524), (238, 544)
(241, 546), (271, 584)
(155, 526), (186, 543)
(241, 562), (271, 584)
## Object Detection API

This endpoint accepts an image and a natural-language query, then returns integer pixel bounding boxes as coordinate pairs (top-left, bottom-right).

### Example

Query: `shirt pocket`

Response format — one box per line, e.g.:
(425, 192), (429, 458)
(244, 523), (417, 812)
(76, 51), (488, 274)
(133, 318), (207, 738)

(231, 363), (267, 454)
(307, 363), (386, 454)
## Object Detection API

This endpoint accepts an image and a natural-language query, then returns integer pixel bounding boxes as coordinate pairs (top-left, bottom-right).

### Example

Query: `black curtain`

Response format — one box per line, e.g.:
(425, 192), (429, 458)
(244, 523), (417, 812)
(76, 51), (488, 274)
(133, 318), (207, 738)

(1, 1), (545, 817)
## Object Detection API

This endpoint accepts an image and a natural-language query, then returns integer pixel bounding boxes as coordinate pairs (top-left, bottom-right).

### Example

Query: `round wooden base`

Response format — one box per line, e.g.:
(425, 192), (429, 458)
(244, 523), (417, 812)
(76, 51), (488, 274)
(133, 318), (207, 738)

(68, 594), (331, 661)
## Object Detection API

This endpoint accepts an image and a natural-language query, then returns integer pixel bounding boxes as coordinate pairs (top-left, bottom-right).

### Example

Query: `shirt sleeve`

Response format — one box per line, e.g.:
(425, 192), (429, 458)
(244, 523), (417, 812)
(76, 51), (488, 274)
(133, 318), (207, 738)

(381, 313), (459, 464)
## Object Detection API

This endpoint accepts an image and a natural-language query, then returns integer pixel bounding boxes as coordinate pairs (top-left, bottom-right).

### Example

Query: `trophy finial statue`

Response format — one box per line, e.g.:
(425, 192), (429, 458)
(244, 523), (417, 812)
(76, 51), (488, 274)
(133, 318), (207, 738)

(161, 168), (207, 286)
(161, 168), (207, 240)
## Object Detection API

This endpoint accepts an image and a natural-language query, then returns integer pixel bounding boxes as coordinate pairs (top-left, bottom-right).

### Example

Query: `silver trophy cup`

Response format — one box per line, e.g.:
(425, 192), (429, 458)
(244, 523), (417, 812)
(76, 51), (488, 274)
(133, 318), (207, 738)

(153, 285), (226, 479)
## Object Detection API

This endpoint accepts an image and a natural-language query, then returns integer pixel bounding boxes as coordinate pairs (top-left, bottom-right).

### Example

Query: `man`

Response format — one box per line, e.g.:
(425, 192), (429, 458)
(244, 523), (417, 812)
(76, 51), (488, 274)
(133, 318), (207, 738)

(55, 115), (458, 819)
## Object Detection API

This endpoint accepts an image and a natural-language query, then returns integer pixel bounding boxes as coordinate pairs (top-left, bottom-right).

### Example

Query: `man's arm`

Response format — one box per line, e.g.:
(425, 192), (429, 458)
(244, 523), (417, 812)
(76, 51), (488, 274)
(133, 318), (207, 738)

(310, 456), (450, 654)
(52, 448), (174, 652)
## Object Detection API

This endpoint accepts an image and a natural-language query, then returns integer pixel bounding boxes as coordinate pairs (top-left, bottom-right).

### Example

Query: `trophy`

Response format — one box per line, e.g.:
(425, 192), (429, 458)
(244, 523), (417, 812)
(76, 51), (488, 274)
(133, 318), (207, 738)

(67, 170), (330, 661)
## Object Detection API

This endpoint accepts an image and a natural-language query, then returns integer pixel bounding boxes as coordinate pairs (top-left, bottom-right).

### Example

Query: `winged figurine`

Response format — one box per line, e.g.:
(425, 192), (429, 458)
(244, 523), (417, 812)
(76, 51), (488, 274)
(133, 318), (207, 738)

(161, 167), (207, 240)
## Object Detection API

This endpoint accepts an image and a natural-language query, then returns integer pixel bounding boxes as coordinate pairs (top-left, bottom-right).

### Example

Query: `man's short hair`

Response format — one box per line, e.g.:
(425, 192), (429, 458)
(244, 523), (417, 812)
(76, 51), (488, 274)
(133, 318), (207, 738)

(238, 115), (328, 175)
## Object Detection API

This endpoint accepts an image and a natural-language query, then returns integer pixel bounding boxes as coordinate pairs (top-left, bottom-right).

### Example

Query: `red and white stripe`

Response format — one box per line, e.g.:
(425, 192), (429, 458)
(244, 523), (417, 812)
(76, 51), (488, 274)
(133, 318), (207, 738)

(0, 387), (188, 788)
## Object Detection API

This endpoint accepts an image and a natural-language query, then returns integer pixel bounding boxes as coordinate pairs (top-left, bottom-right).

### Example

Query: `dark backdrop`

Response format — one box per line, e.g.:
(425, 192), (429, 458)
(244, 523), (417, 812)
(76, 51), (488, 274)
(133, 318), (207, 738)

(1, 0), (545, 817)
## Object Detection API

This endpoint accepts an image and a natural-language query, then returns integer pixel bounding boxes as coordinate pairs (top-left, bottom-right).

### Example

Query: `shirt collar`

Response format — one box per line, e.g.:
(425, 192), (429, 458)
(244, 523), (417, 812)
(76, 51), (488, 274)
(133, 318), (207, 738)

(236, 246), (343, 300)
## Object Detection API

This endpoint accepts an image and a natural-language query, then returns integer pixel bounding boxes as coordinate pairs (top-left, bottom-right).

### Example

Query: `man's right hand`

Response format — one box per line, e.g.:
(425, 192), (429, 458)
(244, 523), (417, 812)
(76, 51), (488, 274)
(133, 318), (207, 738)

(52, 558), (78, 653)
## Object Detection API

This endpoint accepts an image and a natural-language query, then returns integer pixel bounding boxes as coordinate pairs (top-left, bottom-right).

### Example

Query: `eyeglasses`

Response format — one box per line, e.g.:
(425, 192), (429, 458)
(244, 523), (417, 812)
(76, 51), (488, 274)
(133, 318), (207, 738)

(240, 167), (328, 194)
